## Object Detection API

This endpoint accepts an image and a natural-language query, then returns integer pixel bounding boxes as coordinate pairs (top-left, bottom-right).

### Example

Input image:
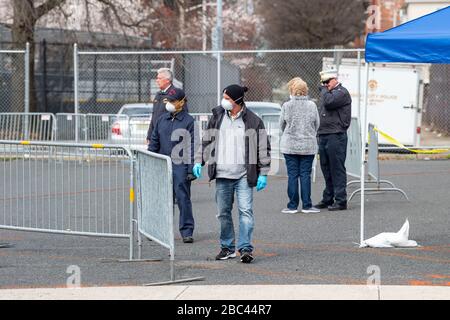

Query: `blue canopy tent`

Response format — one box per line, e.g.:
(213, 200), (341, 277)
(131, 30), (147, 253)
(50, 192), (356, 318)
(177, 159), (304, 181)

(359, 6), (450, 245)
(366, 6), (450, 64)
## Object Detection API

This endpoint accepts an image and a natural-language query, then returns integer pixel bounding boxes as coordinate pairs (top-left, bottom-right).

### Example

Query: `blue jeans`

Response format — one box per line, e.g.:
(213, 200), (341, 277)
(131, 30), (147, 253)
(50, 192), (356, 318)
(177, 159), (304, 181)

(215, 177), (254, 253)
(284, 154), (315, 210)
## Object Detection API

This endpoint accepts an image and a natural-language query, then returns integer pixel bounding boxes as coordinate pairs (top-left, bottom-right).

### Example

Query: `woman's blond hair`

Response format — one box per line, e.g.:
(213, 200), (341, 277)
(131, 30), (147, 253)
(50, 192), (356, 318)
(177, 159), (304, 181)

(287, 77), (308, 96)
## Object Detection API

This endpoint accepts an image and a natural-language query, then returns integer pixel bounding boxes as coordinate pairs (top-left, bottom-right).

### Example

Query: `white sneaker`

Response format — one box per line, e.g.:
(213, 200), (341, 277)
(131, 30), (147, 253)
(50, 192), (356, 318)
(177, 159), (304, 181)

(281, 208), (298, 214)
(301, 207), (321, 214)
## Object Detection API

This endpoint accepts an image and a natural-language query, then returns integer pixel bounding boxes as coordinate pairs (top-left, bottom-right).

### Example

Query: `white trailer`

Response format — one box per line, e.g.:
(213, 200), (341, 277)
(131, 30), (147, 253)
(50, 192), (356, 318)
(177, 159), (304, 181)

(323, 58), (428, 146)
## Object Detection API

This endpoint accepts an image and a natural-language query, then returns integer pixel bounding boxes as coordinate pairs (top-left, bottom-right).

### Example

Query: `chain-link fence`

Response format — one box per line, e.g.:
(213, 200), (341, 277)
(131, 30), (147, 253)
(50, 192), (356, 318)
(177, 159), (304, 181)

(0, 44), (29, 113)
(72, 47), (450, 148)
(1, 45), (448, 148)
(423, 64), (450, 137)
(74, 48), (363, 114)
(35, 41), (75, 114)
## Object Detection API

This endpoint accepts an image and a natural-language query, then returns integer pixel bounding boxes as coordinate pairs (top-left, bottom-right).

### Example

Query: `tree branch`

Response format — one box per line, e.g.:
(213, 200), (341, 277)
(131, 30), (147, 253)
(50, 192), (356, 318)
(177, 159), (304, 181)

(35, 0), (67, 19)
(95, 0), (148, 28)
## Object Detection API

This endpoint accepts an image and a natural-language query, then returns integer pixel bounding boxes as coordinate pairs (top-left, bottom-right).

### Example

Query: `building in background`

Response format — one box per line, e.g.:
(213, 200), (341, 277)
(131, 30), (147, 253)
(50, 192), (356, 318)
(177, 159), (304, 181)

(371, 0), (406, 31)
(360, 0), (450, 139)
(360, 0), (450, 42)
(402, 0), (450, 20)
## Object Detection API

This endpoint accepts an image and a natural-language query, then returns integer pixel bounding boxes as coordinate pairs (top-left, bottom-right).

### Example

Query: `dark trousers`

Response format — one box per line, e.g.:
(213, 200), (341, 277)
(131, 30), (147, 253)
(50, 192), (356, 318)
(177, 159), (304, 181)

(318, 132), (348, 206)
(284, 154), (315, 210)
(173, 164), (194, 237)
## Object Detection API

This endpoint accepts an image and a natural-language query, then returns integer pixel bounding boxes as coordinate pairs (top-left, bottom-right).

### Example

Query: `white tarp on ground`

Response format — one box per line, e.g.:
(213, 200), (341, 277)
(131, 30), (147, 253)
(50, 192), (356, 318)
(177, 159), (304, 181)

(360, 219), (418, 248)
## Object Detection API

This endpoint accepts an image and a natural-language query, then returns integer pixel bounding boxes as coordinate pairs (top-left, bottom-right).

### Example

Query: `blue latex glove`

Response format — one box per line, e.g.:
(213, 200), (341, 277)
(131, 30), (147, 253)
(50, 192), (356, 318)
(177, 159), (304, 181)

(256, 175), (267, 192)
(193, 163), (202, 179)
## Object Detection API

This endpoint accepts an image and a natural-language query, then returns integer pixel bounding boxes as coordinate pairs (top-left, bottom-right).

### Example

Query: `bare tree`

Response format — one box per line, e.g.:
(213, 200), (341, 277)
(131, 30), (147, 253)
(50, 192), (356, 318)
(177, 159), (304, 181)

(256, 0), (369, 49)
(254, 0), (369, 101)
(8, 0), (154, 112)
(149, 0), (262, 50)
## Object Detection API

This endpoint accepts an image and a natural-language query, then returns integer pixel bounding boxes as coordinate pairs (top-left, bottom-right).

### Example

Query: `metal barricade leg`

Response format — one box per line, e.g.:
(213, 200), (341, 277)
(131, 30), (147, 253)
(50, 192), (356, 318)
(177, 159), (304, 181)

(133, 149), (204, 285)
(0, 140), (139, 260)
(349, 187), (410, 202)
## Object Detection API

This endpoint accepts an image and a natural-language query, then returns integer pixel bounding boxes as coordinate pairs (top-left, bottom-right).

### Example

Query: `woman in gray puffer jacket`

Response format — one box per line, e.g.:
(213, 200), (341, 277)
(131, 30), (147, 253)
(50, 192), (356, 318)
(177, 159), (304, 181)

(279, 77), (320, 214)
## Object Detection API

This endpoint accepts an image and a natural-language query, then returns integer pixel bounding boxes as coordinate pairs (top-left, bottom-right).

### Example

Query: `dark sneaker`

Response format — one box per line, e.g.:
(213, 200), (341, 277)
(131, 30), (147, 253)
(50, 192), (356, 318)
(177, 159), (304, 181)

(315, 201), (333, 209)
(215, 248), (236, 260)
(328, 203), (347, 211)
(182, 236), (194, 243)
(240, 251), (254, 264)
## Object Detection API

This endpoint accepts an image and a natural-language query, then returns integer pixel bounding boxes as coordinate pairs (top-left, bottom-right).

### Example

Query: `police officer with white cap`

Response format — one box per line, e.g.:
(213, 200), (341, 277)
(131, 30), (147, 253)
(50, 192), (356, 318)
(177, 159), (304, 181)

(315, 69), (352, 211)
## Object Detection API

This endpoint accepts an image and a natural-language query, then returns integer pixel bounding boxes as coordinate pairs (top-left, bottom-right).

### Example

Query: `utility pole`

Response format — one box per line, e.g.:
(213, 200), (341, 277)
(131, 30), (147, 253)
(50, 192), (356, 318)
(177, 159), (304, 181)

(212, 0), (222, 52)
(178, 0), (186, 48)
(202, 0), (207, 51)
(212, 0), (223, 104)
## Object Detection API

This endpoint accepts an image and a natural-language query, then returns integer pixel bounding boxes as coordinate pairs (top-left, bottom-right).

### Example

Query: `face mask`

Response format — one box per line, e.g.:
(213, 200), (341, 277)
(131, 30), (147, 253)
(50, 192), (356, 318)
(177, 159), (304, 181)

(221, 98), (233, 111)
(166, 102), (177, 113)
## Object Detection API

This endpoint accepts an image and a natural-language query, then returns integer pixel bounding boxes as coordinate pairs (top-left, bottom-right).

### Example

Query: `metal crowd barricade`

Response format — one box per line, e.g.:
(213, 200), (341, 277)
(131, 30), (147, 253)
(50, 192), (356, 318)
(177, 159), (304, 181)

(0, 140), (135, 259)
(84, 113), (120, 142)
(118, 115), (150, 149)
(55, 113), (149, 149)
(347, 124), (409, 202)
(0, 44), (30, 114)
(261, 113), (281, 160)
(264, 113), (318, 182)
(0, 112), (56, 141)
(346, 117), (362, 179)
(56, 113), (121, 143)
(134, 149), (204, 285)
(55, 113), (86, 142)
(190, 113), (212, 141)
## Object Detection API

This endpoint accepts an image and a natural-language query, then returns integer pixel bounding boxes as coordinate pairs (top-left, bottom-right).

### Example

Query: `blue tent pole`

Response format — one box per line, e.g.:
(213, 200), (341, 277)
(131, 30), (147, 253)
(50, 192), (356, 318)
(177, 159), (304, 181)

(360, 62), (370, 246)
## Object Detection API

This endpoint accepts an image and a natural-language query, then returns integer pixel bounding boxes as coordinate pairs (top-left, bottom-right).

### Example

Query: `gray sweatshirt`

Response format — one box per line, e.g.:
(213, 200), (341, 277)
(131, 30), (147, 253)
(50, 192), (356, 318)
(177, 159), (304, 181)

(216, 111), (247, 180)
(279, 96), (320, 155)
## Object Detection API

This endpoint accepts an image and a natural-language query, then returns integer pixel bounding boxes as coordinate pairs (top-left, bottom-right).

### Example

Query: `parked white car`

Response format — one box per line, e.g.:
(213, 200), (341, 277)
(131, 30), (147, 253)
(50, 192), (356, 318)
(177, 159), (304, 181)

(245, 101), (282, 118)
(246, 101), (282, 136)
(110, 103), (153, 149)
(246, 101), (282, 158)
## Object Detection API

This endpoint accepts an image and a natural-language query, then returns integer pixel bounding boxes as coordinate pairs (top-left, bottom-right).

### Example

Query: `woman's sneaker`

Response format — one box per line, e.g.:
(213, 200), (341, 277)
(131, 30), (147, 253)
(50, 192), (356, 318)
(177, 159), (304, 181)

(215, 248), (236, 260)
(301, 207), (321, 214)
(281, 208), (298, 214)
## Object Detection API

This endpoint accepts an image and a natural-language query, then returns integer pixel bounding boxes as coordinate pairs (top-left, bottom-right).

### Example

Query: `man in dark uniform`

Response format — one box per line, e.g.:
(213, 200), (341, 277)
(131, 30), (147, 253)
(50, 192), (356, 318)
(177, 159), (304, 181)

(315, 69), (352, 211)
(146, 68), (184, 144)
(148, 87), (197, 243)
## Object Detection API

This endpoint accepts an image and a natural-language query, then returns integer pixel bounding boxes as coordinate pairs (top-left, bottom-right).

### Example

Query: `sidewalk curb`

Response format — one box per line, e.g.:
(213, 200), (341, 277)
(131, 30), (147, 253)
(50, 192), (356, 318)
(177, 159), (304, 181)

(0, 285), (448, 300)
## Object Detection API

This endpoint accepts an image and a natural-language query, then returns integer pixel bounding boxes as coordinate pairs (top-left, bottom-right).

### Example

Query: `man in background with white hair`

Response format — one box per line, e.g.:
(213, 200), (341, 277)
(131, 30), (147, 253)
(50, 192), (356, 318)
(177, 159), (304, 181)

(315, 69), (352, 211)
(147, 68), (186, 143)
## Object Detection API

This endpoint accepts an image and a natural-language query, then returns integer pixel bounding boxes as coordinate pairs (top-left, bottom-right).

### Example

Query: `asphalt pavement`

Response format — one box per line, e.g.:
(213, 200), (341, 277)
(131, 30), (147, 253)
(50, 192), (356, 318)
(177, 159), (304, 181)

(0, 158), (449, 290)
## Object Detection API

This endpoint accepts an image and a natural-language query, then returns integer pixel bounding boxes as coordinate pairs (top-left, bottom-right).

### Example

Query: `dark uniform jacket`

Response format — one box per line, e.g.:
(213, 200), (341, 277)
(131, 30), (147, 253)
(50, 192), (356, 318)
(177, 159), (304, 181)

(147, 84), (189, 141)
(148, 109), (196, 174)
(317, 83), (352, 135)
(196, 105), (271, 188)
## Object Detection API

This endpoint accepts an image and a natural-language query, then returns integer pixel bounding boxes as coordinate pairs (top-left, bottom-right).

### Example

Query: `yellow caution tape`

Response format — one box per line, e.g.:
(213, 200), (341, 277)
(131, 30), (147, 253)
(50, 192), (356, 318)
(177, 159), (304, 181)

(91, 144), (104, 149)
(129, 188), (135, 203)
(20, 141), (31, 145)
(373, 127), (449, 154)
